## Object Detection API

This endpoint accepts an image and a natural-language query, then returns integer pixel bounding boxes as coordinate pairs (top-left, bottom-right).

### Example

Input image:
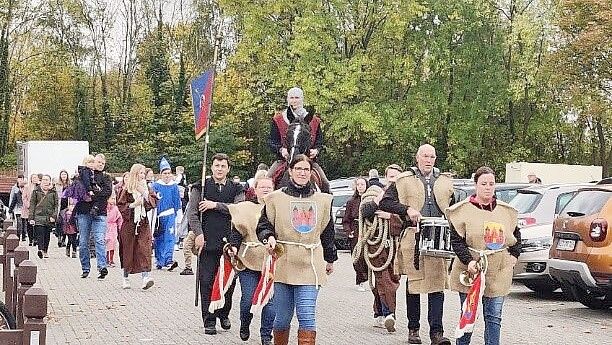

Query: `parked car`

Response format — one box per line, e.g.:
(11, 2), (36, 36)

(329, 178), (356, 191)
(454, 183), (529, 203)
(332, 189), (354, 251)
(513, 223), (559, 294)
(549, 184), (611, 309)
(509, 184), (593, 227)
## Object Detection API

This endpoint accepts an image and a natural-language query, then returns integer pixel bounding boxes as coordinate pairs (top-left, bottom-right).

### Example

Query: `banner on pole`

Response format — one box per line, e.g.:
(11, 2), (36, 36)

(190, 69), (215, 140)
(455, 271), (486, 339)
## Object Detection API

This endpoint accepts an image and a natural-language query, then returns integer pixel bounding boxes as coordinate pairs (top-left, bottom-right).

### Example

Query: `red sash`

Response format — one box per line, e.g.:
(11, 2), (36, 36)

(208, 254), (236, 312)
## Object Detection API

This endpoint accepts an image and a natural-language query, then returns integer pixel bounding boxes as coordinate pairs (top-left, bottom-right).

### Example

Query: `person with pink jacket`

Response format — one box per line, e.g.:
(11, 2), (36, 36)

(105, 195), (123, 267)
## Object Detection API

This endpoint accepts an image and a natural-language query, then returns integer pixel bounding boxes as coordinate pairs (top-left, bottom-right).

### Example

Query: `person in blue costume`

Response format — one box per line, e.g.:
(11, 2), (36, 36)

(152, 157), (182, 271)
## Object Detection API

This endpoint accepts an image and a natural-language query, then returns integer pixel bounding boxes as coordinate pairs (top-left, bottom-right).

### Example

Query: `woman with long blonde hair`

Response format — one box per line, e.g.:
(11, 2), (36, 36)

(117, 164), (157, 290)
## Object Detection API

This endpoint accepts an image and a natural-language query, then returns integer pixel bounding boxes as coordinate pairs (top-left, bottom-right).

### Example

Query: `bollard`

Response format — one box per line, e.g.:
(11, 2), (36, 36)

(3, 219), (13, 231)
(2, 226), (18, 252)
(16, 260), (37, 329)
(3, 234), (19, 296)
(22, 286), (47, 345)
(10, 246), (30, 317)
(0, 330), (22, 343)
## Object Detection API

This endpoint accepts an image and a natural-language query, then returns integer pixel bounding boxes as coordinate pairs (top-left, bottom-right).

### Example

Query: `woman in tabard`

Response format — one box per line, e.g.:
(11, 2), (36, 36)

(446, 166), (521, 345)
(257, 154), (337, 345)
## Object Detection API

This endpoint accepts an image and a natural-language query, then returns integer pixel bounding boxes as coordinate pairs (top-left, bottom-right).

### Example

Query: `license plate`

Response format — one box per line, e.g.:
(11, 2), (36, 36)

(557, 239), (576, 251)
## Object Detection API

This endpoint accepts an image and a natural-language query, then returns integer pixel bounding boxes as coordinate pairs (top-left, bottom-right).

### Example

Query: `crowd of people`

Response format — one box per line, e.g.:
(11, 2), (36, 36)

(7, 153), (189, 288)
(3, 86), (522, 345)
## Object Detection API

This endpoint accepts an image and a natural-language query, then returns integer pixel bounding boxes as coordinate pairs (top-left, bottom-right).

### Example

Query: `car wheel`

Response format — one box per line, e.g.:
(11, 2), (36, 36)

(523, 281), (560, 295)
(559, 283), (577, 301)
(574, 288), (611, 310)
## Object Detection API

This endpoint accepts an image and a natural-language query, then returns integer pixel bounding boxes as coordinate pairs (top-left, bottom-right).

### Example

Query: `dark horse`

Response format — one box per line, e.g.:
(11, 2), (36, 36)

(272, 120), (325, 191)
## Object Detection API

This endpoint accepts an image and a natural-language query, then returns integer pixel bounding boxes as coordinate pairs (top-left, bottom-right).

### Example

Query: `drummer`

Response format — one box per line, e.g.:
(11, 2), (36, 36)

(379, 144), (455, 345)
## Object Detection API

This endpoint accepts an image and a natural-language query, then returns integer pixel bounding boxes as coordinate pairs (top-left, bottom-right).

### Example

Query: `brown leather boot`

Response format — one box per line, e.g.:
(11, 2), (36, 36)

(408, 329), (422, 344)
(297, 329), (316, 345)
(430, 332), (451, 345)
(273, 329), (290, 345)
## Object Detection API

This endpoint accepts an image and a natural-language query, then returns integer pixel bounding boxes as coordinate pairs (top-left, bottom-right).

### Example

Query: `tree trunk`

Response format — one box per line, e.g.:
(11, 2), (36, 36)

(595, 119), (608, 176)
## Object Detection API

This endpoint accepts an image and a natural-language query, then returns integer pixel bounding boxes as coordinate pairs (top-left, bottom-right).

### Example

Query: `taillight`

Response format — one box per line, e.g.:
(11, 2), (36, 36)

(518, 217), (536, 227)
(589, 219), (608, 242)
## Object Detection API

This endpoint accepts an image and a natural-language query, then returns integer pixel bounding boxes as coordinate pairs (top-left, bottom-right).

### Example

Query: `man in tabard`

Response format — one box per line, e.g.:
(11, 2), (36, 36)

(379, 144), (455, 345)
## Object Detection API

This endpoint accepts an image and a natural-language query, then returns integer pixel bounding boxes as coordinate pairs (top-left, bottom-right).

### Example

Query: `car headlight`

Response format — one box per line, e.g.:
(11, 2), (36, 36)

(521, 236), (552, 252)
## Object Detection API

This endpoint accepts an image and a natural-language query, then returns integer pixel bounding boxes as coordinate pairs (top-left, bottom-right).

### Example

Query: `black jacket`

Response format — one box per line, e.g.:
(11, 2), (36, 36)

(74, 170), (113, 216)
(268, 106), (324, 160)
(187, 178), (244, 251)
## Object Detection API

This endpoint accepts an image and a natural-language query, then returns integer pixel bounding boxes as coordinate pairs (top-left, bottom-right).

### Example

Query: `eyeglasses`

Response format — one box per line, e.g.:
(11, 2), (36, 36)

(292, 167), (311, 173)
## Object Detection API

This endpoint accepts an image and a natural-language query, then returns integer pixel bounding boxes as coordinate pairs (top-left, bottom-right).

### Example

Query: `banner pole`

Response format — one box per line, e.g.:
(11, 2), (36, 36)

(196, 35), (222, 307)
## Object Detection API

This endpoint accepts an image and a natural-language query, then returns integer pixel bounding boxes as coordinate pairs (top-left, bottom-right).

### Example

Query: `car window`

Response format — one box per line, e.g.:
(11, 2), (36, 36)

(555, 192), (576, 215)
(496, 190), (519, 203)
(454, 187), (473, 202)
(509, 192), (542, 213)
(332, 194), (352, 207)
(561, 190), (610, 217)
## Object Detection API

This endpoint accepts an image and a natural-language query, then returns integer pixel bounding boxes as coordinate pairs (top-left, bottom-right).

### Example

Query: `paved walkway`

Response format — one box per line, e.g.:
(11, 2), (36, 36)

(19, 244), (609, 344)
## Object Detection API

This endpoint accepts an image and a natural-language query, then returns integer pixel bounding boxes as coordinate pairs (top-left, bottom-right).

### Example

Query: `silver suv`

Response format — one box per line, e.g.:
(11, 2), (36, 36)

(509, 184), (593, 226)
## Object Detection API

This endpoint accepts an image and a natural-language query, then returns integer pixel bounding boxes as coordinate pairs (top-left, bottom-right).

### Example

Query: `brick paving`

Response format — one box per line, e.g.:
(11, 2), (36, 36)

(22, 244), (609, 344)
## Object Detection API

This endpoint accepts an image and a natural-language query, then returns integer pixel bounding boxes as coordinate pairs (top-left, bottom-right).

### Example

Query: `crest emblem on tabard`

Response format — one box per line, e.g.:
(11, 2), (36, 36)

(483, 221), (506, 250)
(291, 201), (317, 234)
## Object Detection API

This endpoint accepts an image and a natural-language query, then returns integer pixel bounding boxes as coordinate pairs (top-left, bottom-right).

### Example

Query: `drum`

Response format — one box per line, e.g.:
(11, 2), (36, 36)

(418, 217), (454, 259)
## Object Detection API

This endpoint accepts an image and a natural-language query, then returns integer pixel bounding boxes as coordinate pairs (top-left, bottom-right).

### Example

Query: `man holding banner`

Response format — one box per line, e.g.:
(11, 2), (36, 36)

(187, 153), (244, 335)
(446, 166), (521, 345)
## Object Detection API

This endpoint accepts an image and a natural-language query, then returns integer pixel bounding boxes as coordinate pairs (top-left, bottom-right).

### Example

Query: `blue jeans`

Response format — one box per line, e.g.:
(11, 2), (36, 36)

(77, 214), (107, 273)
(238, 269), (275, 341)
(456, 293), (504, 345)
(273, 283), (318, 331)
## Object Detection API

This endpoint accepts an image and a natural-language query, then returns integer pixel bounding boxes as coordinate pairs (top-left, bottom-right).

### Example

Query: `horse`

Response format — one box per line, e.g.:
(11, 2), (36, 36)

(271, 120), (325, 191)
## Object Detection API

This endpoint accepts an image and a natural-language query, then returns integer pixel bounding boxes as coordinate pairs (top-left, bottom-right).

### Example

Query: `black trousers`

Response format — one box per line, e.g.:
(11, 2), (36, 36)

(199, 250), (237, 327)
(35, 225), (52, 252)
(66, 233), (78, 252)
(406, 289), (444, 334)
(27, 222), (35, 244)
(16, 216), (28, 240)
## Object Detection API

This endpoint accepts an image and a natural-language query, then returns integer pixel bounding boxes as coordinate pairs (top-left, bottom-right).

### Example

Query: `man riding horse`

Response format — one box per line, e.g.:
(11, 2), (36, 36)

(266, 87), (330, 193)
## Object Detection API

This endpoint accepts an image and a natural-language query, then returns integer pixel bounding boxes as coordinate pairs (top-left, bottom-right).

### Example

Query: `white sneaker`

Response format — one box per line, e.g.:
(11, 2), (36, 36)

(357, 283), (367, 292)
(373, 316), (385, 329)
(142, 277), (154, 290)
(384, 314), (396, 333)
(122, 278), (131, 289)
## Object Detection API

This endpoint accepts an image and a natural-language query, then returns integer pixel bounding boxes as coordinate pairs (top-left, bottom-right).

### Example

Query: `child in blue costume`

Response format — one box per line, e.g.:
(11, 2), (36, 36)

(152, 157), (182, 270)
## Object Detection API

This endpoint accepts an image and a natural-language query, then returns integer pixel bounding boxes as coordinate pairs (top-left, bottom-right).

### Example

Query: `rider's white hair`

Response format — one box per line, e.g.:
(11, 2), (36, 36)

(287, 87), (307, 120)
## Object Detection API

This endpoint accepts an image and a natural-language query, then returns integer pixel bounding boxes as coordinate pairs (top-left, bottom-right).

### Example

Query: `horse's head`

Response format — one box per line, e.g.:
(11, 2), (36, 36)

(285, 120), (311, 165)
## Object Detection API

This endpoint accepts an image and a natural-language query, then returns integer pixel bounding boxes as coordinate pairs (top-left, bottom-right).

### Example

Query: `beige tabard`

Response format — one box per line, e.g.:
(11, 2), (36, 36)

(263, 190), (332, 286)
(228, 201), (268, 272)
(394, 170), (454, 294)
(445, 199), (518, 297)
